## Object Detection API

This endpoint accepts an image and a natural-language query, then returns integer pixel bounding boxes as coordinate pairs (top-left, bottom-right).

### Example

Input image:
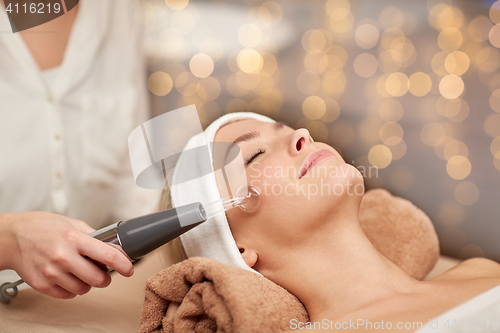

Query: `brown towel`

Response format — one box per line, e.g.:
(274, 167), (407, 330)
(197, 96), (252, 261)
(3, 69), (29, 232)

(140, 257), (308, 333)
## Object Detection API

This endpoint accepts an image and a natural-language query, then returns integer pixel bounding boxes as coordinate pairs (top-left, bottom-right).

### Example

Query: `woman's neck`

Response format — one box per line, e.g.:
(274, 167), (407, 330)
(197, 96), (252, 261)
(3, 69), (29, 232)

(269, 215), (426, 322)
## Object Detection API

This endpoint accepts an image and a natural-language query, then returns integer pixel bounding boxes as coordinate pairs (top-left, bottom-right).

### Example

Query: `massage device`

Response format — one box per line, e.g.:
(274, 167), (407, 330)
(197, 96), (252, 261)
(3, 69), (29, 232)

(0, 185), (260, 303)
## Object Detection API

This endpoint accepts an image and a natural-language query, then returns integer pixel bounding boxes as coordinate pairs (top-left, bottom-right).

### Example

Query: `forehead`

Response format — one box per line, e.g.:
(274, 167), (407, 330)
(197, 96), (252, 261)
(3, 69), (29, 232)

(214, 119), (270, 142)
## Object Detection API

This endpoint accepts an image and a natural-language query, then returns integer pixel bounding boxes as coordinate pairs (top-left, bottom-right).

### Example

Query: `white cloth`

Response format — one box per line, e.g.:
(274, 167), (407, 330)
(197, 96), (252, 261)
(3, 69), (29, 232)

(171, 111), (275, 275)
(0, 1), (160, 285)
(415, 284), (500, 332)
(0, 0), (159, 225)
(40, 66), (60, 88)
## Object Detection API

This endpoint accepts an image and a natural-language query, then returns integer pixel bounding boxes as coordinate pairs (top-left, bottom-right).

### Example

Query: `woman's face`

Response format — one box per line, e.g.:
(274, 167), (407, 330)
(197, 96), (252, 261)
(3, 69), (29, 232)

(213, 119), (364, 273)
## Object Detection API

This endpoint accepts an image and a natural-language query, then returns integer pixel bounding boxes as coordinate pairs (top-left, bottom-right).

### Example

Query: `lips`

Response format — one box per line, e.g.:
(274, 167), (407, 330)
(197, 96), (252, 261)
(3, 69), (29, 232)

(299, 149), (335, 179)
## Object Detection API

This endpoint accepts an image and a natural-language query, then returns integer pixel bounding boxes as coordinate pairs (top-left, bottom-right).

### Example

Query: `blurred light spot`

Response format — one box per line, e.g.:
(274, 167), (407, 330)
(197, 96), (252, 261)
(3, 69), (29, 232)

(328, 8), (354, 33)
(443, 140), (468, 160)
(379, 122), (404, 146)
(199, 38), (224, 61)
(495, 155), (500, 172)
(159, 28), (184, 55)
(439, 75), (464, 99)
(380, 27), (405, 50)
(438, 27), (463, 51)
(379, 99), (403, 122)
(376, 73), (392, 98)
(454, 181), (479, 206)
(429, 4), (464, 30)
(491, 136), (500, 157)
(304, 53), (329, 73)
(490, 1), (500, 24)
(488, 24), (500, 48)
(189, 53), (214, 78)
(303, 96), (326, 120)
(165, 63), (187, 82)
(353, 53), (378, 78)
(226, 98), (248, 113)
(432, 51), (450, 76)
(388, 139), (406, 160)
(459, 244), (485, 259)
(237, 49), (263, 74)
(438, 204), (465, 227)
(321, 75), (346, 99)
(444, 51), (470, 75)
(490, 89), (500, 113)
(248, 99), (273, 117)
(226, 74), (249, 97)
(360, 117), (384, 145)
(434, 136), (454, 160)
(328, 45), (348, 65)
(258, 1), (283, 26)
(302, 29), (331, 54)
(446, 155), (471, 180)
(297, 71), (321, 95)
(170, 10), (195, 35)
(260, 52), (278, 76)
(355, 24), (380, 49)
(330, 121), (354, 148)
(421, 122), (445, 146)
(164, 0), (189, 11)
(236, 73), (260, 90)
(238, 23), (262, 48)
(484, 113), (500, 137)
(325, 0), (350, 13)
(148, 71), (173, 96)
(368, 144), (393, 169)
(468, 15), (493, 41)
(379, 7), (404, 30)
(322, 99), (341, 122)
(438, 98), (469, 122)
(306, 121), (329, 142)
(385, 72), (408, 97)
(408, 72), (432, 97)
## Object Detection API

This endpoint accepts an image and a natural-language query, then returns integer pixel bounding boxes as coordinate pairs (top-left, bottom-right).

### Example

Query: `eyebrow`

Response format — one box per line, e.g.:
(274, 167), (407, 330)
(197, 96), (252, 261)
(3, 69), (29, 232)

(232, 121), (286, 144)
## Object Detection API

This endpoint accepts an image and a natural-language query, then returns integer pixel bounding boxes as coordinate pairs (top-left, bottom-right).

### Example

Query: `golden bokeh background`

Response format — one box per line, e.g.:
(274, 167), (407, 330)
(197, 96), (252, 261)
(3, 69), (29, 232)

(138, 0), (500, 261)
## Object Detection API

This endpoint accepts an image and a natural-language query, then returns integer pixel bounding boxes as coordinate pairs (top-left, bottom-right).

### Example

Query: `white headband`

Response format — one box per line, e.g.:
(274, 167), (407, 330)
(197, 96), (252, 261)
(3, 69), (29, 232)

(171, 111), (275, 275)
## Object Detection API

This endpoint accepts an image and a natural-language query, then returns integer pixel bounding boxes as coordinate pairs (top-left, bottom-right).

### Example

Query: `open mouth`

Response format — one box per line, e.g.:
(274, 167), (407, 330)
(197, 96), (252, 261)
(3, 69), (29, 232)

(299, 149), (334, 179)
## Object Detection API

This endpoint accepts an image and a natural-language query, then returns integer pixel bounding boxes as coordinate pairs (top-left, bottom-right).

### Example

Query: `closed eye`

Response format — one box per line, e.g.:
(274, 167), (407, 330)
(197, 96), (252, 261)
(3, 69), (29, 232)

(245, 149), (265, 166)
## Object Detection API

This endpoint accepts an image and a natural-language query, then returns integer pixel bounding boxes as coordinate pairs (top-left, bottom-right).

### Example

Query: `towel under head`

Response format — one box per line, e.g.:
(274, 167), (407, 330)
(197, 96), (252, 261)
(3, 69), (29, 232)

(171, 111), (275, 275)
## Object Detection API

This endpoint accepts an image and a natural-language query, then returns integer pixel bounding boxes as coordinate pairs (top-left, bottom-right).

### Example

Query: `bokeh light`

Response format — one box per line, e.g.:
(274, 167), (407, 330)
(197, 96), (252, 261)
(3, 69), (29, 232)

(302, 96), (327, 120)
(189, 53), (214, 78)
(408, 72), (432, 97)
(237, 49), (264, 74)
(368, 144), (393, 169)
(148, 71), (173, 96)
(439, 75), (464, 99)
(353, 53), (378, 78)
(164, 0), (189, 11)
(446, 155), (471, 180)
(355, 23), (380, 49)
(454, 181), (479, 206)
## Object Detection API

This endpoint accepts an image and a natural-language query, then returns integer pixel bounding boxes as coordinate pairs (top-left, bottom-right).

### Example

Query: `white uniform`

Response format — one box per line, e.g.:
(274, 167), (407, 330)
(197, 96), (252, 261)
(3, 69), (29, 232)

(0, 0), (160, 286)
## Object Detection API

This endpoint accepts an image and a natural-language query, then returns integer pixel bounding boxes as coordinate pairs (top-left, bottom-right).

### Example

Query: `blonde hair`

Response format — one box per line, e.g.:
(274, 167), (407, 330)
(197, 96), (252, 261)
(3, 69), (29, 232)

(159, 186), (189, 266)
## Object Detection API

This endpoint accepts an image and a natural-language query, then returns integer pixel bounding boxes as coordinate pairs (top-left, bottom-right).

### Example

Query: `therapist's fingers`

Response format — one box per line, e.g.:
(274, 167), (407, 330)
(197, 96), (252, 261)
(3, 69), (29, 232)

(53, 272), (92, 296)
(67, 256), (112, 288)
(66, 218), (96, 234)
(76, 235), (134, 277)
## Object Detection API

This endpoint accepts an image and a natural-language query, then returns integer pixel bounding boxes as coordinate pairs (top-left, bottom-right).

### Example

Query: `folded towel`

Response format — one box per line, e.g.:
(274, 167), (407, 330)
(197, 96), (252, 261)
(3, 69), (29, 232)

(140, 257), (308, 333)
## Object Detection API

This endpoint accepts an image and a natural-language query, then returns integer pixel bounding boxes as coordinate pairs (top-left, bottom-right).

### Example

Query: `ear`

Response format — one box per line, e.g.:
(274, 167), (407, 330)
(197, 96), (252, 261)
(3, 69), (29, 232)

(238, 247), (258, 268)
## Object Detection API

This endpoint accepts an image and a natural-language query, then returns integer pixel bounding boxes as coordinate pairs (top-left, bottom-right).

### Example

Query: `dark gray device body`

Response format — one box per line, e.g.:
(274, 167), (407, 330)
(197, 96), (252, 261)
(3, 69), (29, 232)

(90, 202), (207, 260)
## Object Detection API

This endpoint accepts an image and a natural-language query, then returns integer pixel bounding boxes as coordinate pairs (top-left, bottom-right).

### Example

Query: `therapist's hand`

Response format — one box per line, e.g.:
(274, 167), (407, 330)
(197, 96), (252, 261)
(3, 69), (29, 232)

(0, 212), (134, 299)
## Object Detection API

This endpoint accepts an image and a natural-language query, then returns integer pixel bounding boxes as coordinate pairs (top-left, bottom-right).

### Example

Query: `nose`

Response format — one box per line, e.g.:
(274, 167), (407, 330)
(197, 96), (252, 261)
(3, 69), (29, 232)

(289, 128), (313, 156)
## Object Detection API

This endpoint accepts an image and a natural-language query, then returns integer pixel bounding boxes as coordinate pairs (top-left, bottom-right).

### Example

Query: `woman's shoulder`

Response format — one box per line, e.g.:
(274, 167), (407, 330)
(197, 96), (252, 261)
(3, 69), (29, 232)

(432, 257), (500, 281)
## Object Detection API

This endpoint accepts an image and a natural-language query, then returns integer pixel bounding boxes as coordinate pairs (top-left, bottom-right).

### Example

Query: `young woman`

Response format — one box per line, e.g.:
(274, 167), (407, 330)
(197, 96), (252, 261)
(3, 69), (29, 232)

(164, 112), (500, 332)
